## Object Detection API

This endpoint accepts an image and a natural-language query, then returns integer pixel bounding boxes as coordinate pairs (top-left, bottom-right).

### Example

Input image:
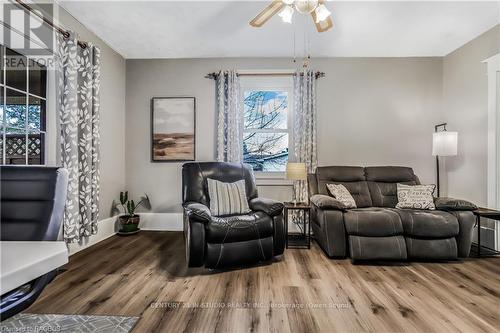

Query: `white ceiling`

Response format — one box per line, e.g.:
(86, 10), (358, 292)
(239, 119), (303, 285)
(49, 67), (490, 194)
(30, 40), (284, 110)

(58, 1), (500, 59)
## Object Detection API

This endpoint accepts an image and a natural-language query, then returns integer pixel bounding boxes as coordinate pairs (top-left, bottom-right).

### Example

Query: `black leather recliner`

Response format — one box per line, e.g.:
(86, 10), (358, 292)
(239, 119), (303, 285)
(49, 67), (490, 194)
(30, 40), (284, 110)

(182, 162), (285, 269)
(1, 166), (68, 320)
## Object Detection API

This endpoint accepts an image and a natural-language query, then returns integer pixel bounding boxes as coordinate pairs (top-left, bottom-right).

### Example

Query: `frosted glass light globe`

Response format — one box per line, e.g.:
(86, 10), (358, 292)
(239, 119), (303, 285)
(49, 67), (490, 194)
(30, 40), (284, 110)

(278, 5), (294, 23)
(294, 0), (318, 14)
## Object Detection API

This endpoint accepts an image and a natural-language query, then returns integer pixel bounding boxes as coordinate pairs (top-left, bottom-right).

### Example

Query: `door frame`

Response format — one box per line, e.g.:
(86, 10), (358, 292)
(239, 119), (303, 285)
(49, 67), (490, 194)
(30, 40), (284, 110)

(484, 53), (500, 210)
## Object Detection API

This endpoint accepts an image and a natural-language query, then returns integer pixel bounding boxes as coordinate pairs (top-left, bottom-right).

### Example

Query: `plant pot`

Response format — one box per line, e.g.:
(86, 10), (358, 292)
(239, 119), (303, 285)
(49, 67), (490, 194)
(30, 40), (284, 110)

(119, 215), (140, 233)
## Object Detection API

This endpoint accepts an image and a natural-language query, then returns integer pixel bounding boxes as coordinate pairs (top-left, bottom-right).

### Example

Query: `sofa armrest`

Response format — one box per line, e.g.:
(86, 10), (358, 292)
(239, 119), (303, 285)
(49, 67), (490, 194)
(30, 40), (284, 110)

(310, 205), (347, 257)
(183, 210), (206, 267)
(448, 211), (475, 258)
(435, 197), (477, 211)
(183, 202), (212, 222)
(249, 198), (284, 217)
(310, 195), (346, 211)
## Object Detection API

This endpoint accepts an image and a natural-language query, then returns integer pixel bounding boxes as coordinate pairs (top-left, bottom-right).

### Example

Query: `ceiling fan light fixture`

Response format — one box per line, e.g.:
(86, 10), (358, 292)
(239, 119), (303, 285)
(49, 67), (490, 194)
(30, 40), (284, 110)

(294, 0), (318, 14)
(314, 4), (331, 23)
(278, 5), (294, 23)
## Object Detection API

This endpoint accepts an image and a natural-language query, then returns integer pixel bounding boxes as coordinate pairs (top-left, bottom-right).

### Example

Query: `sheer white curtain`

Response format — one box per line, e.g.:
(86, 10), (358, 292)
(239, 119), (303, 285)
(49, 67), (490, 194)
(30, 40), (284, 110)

(293, 70), (318, 203)
(216, 70), (242, 162)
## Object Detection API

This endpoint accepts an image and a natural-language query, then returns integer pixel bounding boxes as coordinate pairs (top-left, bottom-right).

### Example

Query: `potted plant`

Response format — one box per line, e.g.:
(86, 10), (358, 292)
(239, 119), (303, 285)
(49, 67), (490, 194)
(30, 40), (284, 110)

(116, 191), (150, 233)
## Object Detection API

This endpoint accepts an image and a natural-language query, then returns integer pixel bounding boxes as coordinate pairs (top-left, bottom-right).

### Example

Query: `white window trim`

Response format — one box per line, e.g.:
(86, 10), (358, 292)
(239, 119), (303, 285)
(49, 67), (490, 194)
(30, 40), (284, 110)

(483, 53), (500, 210)
(239, 74), (294, 180)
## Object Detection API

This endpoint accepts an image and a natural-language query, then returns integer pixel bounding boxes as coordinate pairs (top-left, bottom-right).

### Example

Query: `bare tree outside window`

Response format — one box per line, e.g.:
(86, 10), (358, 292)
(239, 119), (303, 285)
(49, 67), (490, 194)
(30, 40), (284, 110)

(243, 91), (289, 171)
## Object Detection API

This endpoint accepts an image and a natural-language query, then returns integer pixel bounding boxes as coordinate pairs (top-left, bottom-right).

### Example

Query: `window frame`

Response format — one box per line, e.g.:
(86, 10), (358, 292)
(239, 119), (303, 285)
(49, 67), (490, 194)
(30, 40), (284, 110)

(239, 74), (294, 178)
(1, 45), (47, 165)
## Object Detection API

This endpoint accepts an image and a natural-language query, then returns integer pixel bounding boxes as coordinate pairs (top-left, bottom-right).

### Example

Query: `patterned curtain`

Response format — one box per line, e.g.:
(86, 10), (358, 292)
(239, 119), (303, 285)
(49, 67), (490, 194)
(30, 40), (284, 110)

(216, 70), (242, 162)
(57, 33), (101, 242)
(293, 70), (318, 204)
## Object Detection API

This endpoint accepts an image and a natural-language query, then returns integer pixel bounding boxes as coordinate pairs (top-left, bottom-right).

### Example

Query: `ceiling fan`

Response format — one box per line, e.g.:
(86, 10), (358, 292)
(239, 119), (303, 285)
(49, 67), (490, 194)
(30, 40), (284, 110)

(250, 0), (333, 33)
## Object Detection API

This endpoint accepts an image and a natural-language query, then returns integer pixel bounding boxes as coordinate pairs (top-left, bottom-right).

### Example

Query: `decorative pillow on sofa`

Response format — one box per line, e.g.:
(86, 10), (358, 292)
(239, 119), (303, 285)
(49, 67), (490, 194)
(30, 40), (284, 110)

(207, 178), (250, 216)
(396, 184), (436, 210)
(326, 184), (357, 208)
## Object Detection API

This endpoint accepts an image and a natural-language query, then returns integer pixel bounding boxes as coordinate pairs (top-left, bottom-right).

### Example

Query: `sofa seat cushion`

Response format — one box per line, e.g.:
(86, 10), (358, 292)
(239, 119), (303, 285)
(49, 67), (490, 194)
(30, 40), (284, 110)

(405, 237), (457, 260)
(344, 208), (403, 237)
(396, 210), (459, 238)
(205, 211), (273, 243)
(349, 235), (407, 260)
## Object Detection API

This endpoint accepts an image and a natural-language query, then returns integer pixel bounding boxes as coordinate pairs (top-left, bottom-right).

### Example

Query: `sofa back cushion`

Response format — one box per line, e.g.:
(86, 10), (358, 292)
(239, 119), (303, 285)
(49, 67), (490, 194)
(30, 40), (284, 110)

(365, 166), (419, 207)
(315, 166), (372, 207)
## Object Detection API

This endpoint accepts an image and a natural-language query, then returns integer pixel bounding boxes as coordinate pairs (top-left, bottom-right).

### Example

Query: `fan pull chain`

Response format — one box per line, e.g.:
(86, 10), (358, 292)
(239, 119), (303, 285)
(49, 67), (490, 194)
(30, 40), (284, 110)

(293, 18), (297, 68)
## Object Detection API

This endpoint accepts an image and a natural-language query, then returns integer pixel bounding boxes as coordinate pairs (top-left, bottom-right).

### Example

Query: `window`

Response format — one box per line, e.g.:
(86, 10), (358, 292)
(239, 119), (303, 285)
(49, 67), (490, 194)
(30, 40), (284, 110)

(241, 75), (293, 173)
(0, 45), (47, 165)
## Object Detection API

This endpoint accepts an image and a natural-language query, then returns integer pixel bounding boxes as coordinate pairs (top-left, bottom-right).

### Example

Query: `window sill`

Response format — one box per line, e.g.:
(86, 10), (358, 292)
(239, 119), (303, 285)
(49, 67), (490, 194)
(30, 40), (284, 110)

(255, 173), (294, 186)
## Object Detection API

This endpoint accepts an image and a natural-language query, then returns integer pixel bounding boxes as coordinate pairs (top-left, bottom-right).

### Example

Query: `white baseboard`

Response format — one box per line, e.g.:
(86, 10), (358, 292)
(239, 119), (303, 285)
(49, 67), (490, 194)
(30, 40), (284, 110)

(138, 213), (183, 231)
(68, 216), (118, 255)
(67, 213), (183, 256)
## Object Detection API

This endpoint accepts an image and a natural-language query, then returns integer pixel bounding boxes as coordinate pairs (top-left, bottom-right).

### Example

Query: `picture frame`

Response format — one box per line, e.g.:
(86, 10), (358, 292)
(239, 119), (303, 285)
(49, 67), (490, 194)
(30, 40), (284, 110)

(151, 97), (196, 162)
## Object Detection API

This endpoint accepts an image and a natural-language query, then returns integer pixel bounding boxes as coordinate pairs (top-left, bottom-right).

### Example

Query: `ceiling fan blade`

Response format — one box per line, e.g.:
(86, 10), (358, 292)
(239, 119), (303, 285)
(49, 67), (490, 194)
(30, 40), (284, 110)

(250, 0), (285, 27)
(310, 0), (333, 33)
(314, 15), (333, 32)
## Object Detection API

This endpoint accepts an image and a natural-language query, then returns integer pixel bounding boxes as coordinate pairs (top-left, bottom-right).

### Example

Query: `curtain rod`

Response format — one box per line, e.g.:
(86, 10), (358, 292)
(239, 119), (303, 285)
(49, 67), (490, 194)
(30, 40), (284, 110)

(205, 71), (326, 80)
(14, 0), (88, 49)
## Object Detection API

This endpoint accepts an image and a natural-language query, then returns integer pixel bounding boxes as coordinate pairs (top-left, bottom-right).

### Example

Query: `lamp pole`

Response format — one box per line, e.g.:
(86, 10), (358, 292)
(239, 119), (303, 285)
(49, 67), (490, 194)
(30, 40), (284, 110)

(434, 123), (447, 197)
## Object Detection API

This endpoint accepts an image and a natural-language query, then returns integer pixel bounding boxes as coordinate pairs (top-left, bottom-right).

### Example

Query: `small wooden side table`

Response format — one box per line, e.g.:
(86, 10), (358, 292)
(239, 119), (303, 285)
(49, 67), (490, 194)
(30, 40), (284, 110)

(284, 202), (311, 249)
(472, 208), (500, 257)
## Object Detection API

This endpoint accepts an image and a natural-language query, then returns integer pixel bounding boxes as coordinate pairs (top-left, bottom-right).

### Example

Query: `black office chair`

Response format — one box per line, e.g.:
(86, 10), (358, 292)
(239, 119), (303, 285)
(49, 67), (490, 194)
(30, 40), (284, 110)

(182, 162), (285, 269)
(0, 166), (68, 320)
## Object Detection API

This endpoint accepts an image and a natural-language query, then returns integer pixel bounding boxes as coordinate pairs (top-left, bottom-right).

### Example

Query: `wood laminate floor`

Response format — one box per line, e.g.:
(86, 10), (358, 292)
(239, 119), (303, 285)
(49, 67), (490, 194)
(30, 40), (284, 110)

(28, 232), (500, 332)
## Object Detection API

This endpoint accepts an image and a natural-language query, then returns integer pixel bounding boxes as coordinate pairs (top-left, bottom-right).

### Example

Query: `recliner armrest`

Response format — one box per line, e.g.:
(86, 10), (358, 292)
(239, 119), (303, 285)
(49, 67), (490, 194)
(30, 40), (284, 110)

(310, 194), (346, 211)
(249, 198), (284, 217)
(434, 197), (477, 211)
(183, 202), (212, 222)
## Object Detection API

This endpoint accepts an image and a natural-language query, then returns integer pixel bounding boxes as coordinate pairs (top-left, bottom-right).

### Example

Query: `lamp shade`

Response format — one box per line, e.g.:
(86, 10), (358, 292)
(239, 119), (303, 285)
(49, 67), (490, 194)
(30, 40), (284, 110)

(432, 131), (458, 156)
(286, 163), (307, 181)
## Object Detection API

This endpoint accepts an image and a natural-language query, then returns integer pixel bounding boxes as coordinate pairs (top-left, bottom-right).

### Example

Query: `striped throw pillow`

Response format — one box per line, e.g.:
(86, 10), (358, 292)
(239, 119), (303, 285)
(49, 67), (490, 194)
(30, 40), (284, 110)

(207, 178), (250, 216)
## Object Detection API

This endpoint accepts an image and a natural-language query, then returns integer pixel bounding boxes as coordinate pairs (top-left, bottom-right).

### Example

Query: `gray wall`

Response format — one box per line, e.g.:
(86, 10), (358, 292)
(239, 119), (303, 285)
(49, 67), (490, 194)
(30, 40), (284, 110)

(59, 8), (127, 219)
(126, 57), (443, 213)
(443, 24), (500, 205)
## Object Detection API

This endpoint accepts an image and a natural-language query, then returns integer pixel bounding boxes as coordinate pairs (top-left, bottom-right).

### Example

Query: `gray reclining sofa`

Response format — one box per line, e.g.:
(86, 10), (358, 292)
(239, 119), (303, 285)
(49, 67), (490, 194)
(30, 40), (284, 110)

(308, 166), (477, 261)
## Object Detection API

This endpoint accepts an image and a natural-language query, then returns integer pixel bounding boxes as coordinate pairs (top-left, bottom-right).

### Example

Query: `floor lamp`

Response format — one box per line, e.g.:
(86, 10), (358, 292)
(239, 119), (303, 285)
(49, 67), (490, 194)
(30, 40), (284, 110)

(432, 123), (458, 197)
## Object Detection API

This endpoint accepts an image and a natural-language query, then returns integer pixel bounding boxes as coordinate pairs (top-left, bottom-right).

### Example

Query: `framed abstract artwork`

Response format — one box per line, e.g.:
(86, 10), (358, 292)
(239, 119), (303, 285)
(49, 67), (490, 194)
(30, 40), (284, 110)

(151, 97), (196, 162)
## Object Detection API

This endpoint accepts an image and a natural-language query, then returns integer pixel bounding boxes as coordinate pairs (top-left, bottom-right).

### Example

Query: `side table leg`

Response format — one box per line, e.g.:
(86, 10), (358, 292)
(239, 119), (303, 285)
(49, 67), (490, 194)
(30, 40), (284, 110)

(303, 210), (306, 244)
(285, 208), (288, 249)
(477, 215), (481, 258)
(307, 210), (311, 249)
